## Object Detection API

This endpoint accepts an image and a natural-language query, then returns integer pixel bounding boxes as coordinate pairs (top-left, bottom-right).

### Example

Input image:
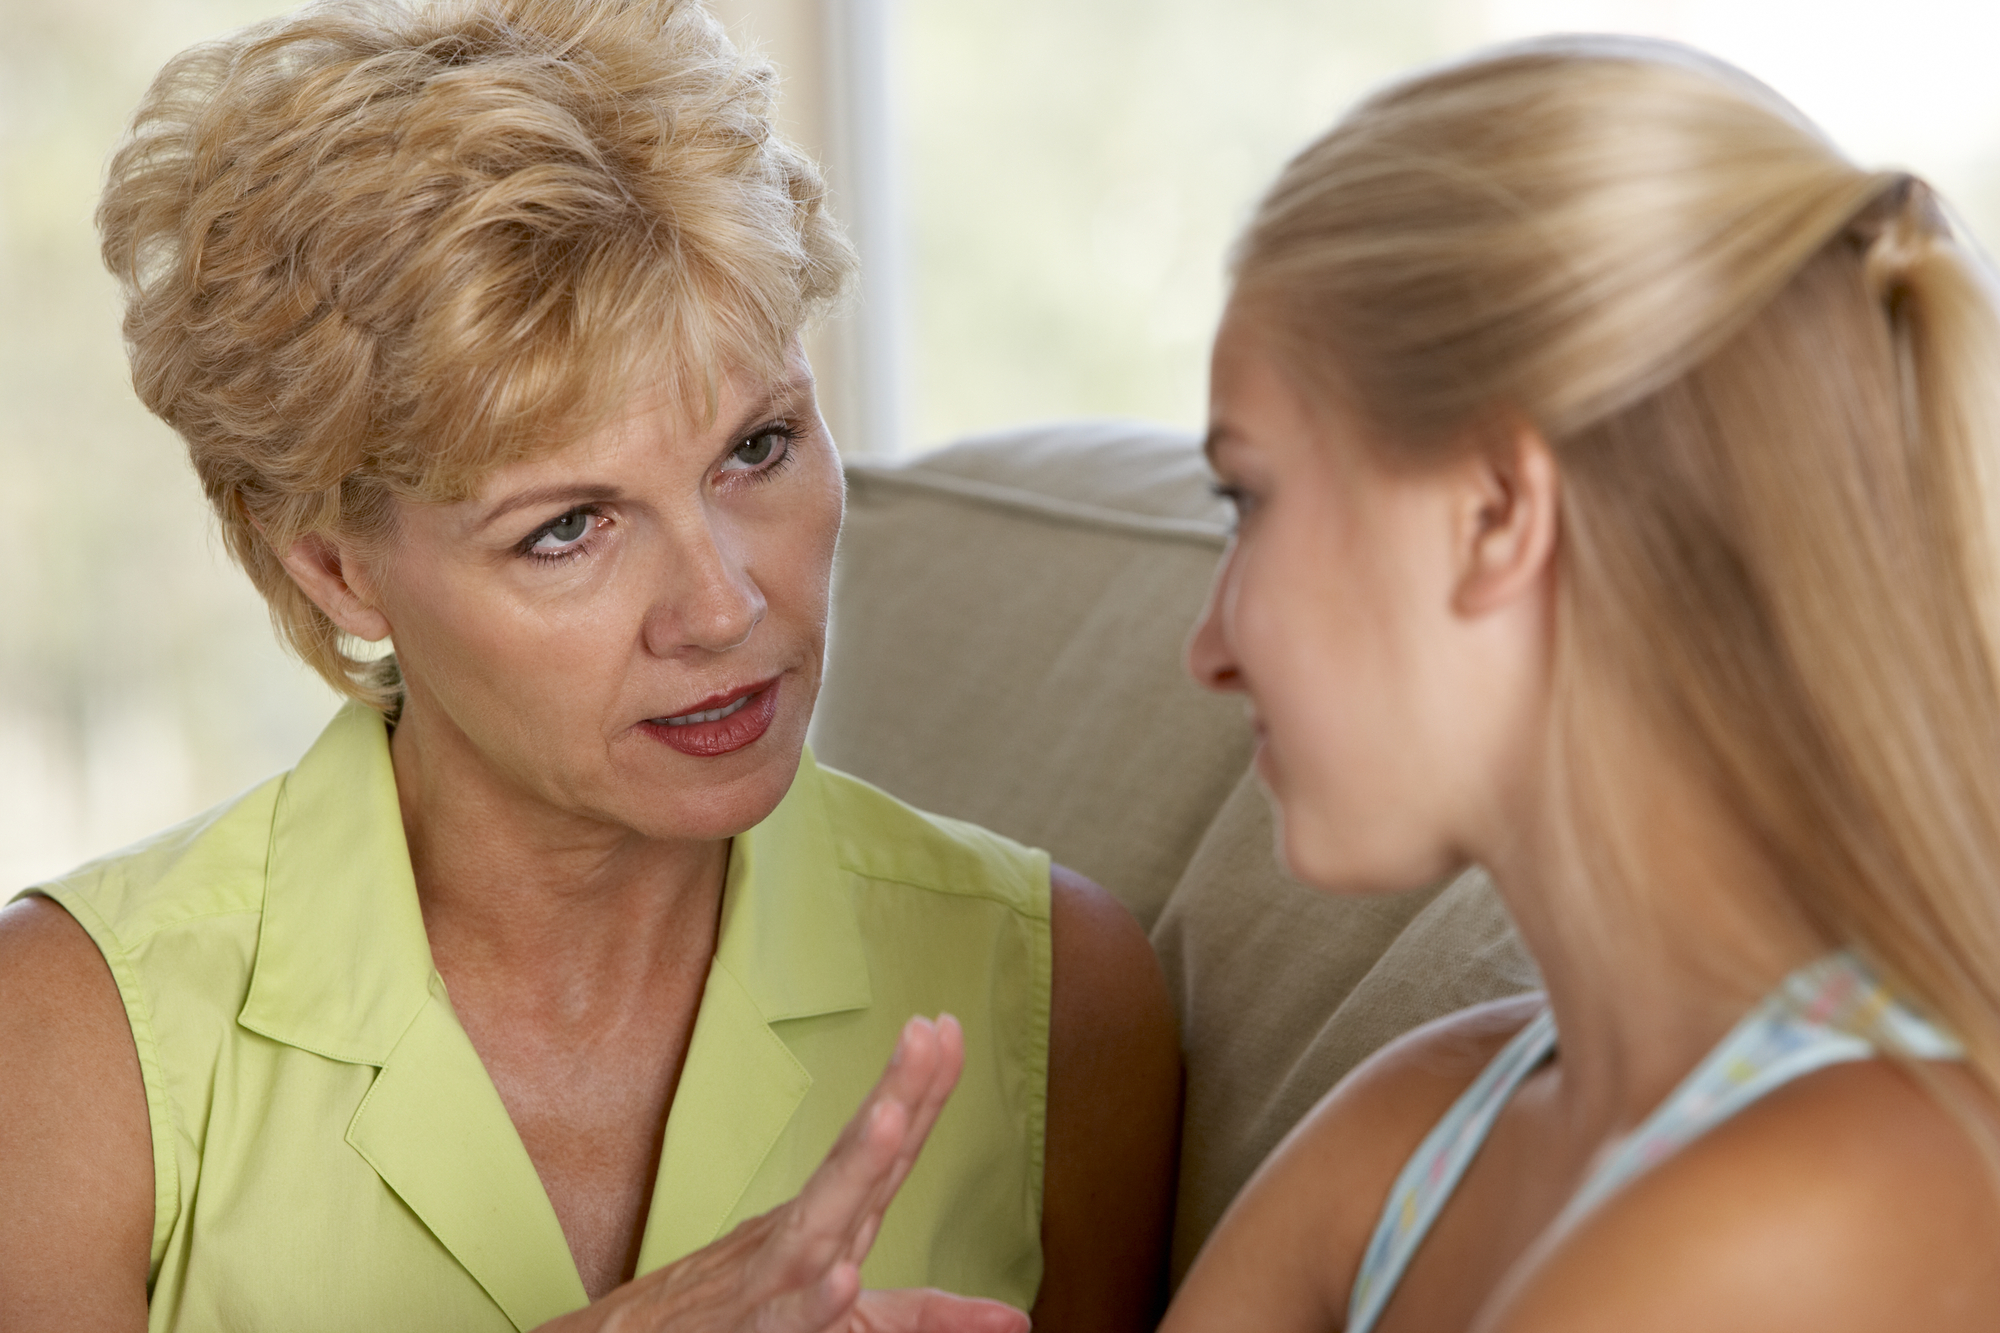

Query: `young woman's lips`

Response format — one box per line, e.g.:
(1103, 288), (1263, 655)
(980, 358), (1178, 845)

(639, 677), (781, 757)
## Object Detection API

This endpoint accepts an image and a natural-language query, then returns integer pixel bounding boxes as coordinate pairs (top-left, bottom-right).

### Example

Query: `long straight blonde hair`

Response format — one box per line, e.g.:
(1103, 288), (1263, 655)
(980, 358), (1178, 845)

(1233, 37), (2000, 1100)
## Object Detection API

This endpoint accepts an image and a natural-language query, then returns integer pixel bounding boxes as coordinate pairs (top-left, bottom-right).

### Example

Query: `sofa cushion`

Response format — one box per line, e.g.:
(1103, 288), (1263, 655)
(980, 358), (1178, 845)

(814, 420), (1249, 930)
(1150, 773), (1537, 1277)
(812, 420), (1536, 1281)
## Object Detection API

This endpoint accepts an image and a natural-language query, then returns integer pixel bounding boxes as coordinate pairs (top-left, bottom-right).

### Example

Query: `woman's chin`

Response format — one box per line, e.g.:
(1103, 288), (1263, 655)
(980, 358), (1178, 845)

(1274, 807), (1459, 898)
(598, 713), (812, 844)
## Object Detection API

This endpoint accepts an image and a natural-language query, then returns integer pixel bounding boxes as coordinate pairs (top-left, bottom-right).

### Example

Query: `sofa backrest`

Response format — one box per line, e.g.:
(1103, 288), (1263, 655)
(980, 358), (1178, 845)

(812, 420), (1538, 1281)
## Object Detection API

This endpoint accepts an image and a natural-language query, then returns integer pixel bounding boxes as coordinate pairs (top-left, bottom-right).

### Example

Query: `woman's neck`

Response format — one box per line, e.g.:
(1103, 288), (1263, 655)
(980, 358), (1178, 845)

(388, 697), (730, 1016)
(1477, 736), (1828, 1139)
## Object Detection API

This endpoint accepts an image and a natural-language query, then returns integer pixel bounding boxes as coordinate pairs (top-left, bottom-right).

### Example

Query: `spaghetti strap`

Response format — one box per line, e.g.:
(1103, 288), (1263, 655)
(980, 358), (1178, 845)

(1342, 953), (1960, 1333)
(1553, 953), (1960, 1230)
(1346, 1008), (1556, 1333)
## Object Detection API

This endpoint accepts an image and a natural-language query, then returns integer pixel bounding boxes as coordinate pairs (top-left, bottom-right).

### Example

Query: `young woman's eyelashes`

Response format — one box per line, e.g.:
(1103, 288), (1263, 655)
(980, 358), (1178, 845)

(512, 423), (804, 564)
(1210, 481), (1257, 531)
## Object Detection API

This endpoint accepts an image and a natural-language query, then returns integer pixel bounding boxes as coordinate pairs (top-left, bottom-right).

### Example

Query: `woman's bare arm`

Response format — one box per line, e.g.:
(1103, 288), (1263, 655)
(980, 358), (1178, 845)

(0, 897), (154, 1332)
(1161, 996), (1542, 1333)
(1029, 865), (1183, 1333)
(0, 899), (1019, 1333)
(2, 871), (1171, 1333)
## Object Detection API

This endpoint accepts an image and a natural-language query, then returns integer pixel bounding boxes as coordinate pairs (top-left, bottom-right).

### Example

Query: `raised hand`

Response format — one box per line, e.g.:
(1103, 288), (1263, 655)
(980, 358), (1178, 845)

(537, 1015), (1028, 1333)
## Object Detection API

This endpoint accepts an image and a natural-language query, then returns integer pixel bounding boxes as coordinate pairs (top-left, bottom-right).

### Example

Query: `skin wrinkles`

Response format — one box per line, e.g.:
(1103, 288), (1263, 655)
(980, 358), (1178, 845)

(291, 346), (846, 1295)
(370, 361), (839, 860)
(0, 338), (1180, 1330)
(274, 339), (1180, 1326)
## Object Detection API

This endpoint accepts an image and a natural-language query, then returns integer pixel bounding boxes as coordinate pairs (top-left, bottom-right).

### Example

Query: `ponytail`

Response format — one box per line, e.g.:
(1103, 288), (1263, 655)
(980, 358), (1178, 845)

(1234, 38), (2000, 1113)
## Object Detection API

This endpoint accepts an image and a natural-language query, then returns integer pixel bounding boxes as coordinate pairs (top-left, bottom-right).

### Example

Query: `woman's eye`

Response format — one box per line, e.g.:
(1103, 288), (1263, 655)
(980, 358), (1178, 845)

(723, 427), (793, 473)
(528, 509), (593, 553)
(1212, 482), (1257, 525)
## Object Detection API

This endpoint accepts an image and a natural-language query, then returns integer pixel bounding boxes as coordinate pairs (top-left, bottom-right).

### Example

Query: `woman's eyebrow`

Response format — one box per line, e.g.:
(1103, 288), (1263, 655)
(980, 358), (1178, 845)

(474, 373), (816, 529)
(1203, 425), (1236, 467)
(477, 482), (621, 531)
(724, 372), (817, 437)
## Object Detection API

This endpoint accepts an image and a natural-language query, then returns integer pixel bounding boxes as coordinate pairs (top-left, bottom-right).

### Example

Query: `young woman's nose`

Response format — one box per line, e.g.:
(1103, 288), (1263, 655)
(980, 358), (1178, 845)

(641, 511), (767, 657)
(1186, 543), (1246, 694)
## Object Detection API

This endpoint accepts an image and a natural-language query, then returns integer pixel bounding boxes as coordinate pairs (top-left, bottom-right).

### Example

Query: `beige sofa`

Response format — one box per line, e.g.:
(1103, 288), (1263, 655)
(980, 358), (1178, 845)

(810, 420), (1539, 1281)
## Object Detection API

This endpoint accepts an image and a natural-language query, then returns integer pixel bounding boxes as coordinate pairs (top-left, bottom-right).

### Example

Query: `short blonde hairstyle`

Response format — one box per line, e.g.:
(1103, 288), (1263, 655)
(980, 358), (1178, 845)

(1235, 39), (2000, 1115)
(99, 0), (854, 706)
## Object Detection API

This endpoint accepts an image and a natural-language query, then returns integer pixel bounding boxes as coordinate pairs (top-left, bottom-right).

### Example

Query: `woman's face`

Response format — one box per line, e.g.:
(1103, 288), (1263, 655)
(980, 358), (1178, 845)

(348, 344), (843, 845)
(1187, 308), (1554, 893)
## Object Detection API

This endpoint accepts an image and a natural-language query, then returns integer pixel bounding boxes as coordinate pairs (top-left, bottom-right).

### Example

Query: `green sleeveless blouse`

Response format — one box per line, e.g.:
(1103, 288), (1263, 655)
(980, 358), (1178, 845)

(20, 703), (1051, 1330)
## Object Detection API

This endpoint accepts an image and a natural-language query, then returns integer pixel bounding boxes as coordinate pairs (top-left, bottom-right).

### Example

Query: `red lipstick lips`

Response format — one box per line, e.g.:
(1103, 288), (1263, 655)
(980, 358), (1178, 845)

(639, 677), (781, 757)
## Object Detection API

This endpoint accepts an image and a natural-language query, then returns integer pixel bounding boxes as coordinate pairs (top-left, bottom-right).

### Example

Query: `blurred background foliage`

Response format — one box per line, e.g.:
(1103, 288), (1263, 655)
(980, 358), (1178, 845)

(5, 0), (2000, 885)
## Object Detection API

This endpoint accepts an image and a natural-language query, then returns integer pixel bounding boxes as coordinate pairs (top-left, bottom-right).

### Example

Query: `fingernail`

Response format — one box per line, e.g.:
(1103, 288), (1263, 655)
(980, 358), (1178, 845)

(893, 1015), (925, 1064)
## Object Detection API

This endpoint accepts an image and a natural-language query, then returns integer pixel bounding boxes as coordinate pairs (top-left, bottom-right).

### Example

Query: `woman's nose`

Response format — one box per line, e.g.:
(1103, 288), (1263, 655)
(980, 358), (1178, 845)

(1186, 545), (1244, 694)
(642, 513), (767, 656)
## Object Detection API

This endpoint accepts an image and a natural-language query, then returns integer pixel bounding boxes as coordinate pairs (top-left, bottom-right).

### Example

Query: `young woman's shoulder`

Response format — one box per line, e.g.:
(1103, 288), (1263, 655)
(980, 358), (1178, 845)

(0, 895), (153, 1328)
(1162, 991), (1545, 1333)
(1485, 1057), (2000, 1333)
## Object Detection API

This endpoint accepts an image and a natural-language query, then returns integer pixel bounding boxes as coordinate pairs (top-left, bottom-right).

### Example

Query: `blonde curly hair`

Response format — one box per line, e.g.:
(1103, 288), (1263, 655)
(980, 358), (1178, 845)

(98, 0), (854, 707)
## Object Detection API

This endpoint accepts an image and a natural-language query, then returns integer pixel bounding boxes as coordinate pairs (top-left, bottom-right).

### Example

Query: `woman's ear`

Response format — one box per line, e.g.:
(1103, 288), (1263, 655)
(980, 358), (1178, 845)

(277, 534), (393, 642)
(1451, 419), (1560, 618)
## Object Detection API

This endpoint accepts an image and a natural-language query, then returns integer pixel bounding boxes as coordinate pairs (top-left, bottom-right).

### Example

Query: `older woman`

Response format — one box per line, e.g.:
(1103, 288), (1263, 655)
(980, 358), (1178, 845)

(0, 2), (1178, 1329)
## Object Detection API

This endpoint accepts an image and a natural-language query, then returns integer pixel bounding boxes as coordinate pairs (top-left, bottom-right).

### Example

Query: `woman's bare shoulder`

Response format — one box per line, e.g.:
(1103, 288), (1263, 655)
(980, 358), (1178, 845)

(1485, 1057), (2000, 1333)
(1036, 863), (1181, 1333)
(0, 895), (142, 1065)
(1162, 992), (1545, 1333)
(0, 896), (153, 1329)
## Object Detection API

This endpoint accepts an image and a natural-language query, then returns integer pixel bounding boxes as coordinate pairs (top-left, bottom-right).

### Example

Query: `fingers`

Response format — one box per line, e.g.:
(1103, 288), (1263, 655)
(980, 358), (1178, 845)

(778, 1016), (960, 1278)
(878, 1014), (959, 1128)
(761, 1280), (1028, 1333)
(749, 1258), (864, 1333)
(572, 1018), (979, 1333)
(850, 1289), (1031, 1333)
(827, 1017), (945, 1173)
(892, 1014), (964, 1176)
(789, 1092), (910, 1252)
(844, 1018), (964, 1264)
(834, 1017), (961, 1266)
(905, 1014), (963, 1154)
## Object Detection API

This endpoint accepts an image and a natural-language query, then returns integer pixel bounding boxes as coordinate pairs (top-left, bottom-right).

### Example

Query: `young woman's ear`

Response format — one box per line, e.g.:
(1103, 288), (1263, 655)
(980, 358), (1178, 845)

(1452, 419), (1561, 618)
(277, 534), (393, 642)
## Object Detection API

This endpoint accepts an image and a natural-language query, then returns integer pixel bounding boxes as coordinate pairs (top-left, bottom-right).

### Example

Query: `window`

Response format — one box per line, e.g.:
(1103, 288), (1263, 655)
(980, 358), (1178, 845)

(4, 0), (1997, 881)
(734, 0), (2000, 450)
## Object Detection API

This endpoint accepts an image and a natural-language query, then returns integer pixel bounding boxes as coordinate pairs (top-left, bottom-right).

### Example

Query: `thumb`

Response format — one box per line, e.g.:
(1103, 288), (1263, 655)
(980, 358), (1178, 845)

(851, 1289), (1030, 1333)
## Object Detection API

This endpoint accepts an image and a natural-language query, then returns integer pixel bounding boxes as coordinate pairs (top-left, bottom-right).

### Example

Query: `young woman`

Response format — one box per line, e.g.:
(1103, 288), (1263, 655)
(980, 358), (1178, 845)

(1167, 36), (2000, 1331)
(0, 2), (1178, 1329)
